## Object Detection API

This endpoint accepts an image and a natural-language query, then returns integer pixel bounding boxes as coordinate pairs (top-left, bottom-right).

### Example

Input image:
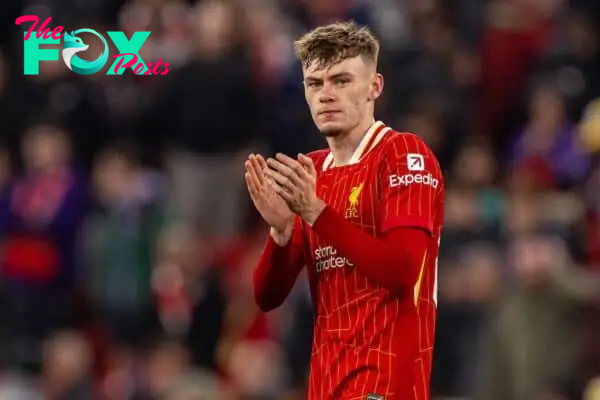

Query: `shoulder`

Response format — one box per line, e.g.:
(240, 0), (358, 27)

(378, 131), (442, 173)
(305, 148), (330, 171)
(379, 131), (436, 159)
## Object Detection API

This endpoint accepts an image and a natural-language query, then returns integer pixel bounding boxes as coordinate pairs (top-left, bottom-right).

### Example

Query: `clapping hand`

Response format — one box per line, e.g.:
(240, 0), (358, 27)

(265, 153), (326, 226)
(244, 154), (294, 245)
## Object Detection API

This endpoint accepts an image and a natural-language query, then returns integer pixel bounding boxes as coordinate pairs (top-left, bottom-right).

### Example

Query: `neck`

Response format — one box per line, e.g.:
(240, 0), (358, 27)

(326, 116), (376, 167)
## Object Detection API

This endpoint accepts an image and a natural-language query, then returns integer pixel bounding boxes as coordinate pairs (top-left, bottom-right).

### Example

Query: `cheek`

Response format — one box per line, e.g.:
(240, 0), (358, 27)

(350, 89), (366, 108)
(305, 94), (316, 111)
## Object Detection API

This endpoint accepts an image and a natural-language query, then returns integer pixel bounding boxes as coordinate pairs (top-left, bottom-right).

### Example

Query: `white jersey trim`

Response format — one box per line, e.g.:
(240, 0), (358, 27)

(322, 121), (390, 171)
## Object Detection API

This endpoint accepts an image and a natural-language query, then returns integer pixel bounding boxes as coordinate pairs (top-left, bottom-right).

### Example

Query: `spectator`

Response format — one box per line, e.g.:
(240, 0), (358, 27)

(84, 140), (170, 347)
(153, 223), (227, 372)
(149, 0), (263, 240)
(506, 85), (590, 189)
(39, 330), (94, 399)
(0, 124), (88, 370)
(1, 0), (599, 397)
(477, 235), (599, 400)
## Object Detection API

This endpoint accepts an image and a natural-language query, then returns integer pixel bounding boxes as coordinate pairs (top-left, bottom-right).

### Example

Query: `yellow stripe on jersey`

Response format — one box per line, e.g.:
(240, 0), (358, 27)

(413, 252), (427, 306)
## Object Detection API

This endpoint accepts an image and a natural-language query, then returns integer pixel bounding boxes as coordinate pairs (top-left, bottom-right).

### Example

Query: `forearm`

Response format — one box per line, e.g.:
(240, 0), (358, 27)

(253, 235), (305, 312)
(311, 206), (429, 291)
(551, 263), (600, 302)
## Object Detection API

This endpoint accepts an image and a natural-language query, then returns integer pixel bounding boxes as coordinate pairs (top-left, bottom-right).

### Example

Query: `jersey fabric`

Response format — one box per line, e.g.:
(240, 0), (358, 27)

(300, 121), (444, 399)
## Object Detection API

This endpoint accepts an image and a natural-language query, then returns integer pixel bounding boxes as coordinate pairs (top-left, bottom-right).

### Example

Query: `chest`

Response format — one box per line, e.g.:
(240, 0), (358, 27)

(315, 163), (381, 235)
(302, 163), (390, 313)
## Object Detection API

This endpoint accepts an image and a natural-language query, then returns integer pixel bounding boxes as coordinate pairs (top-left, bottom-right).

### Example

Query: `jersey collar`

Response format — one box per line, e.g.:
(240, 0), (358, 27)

(322, 120), (390, 171)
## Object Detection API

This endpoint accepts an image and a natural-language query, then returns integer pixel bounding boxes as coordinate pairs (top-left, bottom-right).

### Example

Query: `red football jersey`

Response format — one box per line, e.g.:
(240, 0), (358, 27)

(298, 121), (444, 399)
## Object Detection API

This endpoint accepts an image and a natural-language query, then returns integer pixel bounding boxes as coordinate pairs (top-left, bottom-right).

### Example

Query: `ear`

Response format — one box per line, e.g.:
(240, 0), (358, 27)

(368, 73), (384, 102)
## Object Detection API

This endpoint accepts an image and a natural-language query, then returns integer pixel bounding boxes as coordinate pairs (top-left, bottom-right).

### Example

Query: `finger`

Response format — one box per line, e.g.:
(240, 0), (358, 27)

(267, 171), (303, 202)
(265, 167), (297, 193)
(245, 161), (260, 190)
(279, 189), (295, 203)
(244, 172), (254, 193)
(255, 154), (268, 171)
(249, 154), (266, 185)
(269, 180), (295, 203)
(266, 158), (303, 186)
(298, 153), (316, 176)
(275, 153), (310, 181)
(246, 170), (263, 195)
(248, 166), (268, 201)
(275, 152), (298, 167)
(245, 172), (259, 200)
(247, 157), (265, 188)
(266, 158), (291, 175)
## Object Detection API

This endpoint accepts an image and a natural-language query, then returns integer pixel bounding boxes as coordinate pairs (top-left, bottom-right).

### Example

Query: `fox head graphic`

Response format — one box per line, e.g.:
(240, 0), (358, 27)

(62, 31), (88, 69)
(61, 29), (109, 75)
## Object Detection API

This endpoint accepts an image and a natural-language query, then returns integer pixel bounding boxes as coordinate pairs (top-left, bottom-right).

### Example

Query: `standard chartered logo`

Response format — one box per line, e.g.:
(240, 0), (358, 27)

(314, 245), (353, 272)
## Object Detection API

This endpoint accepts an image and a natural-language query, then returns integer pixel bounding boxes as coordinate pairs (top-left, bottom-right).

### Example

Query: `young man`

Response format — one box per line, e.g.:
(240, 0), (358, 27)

(244, 21), (444, 400)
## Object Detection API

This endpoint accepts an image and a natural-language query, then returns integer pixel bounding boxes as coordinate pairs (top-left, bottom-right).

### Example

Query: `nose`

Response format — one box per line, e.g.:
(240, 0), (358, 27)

(318, 82), (335, 104)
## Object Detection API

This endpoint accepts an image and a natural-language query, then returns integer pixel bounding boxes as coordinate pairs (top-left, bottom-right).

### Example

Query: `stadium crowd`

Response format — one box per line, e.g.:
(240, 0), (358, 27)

(0, 0), (600, 398)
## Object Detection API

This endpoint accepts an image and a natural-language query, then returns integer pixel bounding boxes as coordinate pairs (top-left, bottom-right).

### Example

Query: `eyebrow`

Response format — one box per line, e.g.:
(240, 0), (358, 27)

(305, 72), (354, 82)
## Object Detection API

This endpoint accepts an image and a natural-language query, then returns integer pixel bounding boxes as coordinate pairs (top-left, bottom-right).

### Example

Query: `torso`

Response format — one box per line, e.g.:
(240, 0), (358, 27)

(299, 125), (443, 399)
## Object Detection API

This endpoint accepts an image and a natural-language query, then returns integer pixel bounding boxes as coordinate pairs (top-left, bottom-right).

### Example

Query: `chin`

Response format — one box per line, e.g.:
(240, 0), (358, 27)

(317, 121), (347, 137)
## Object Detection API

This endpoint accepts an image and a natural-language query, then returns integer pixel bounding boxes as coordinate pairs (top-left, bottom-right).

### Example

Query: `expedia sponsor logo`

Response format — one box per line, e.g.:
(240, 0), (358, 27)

(388, 173), (439, 189)
(314, 245), (353, 272)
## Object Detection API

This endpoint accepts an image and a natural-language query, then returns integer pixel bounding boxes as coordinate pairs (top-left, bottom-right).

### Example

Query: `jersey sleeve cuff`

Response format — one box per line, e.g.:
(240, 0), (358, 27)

(381, 215), (433, 235)
(311, 204), (337, 235)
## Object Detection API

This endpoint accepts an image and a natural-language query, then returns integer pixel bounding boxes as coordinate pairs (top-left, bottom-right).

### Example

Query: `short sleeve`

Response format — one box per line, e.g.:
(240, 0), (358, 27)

(379, 135), (442, 234)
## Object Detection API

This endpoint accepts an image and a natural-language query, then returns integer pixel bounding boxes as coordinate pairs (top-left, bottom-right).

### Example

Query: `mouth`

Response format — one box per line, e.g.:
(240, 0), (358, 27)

(318, 110), (341, 116)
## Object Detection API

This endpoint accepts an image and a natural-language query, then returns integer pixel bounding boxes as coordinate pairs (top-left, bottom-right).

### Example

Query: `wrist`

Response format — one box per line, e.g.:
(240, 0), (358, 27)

(270, 219), (294, 246)
(302, 198), (327, 226)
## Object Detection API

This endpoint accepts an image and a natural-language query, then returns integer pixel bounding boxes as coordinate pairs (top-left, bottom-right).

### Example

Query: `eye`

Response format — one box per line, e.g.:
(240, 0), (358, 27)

(334, 78), (350, 86)
(307, 81), (322, 88)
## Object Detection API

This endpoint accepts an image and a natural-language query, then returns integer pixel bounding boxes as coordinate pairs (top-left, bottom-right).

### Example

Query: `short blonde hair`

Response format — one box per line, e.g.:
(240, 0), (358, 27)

(293, 21), (380, 70)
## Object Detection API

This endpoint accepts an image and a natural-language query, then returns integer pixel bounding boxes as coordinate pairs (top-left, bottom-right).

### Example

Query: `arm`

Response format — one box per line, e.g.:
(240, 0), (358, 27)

(311, 141), (441, 291)
(533, 236), (600, 303)
(551, 262), (600, 302)
(253, 217), (306, 312)
(312, 208), (428, 290)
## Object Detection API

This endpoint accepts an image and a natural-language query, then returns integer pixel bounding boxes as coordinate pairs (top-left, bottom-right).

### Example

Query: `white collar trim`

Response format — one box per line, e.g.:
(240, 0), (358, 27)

(322, 120), (390, 171)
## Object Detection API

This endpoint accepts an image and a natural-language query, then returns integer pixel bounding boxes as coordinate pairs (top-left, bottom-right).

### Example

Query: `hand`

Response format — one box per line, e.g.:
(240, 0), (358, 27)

(245, 154), (294, 244)
(265, 153), (326, 225)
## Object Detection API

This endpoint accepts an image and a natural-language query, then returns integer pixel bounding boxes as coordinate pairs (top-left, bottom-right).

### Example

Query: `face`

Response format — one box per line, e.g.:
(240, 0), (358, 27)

(303, 55), (383, 137)
(511, 236), (560, 287)
(529, 87), (565, 129)
(147, 343), (189, 395)
(454, 144), (496, 186)
(194, 0), (235, 49)
(22, 127), (69, 173)
(93, 154), (134, 203)
(43, 331), (91, 382)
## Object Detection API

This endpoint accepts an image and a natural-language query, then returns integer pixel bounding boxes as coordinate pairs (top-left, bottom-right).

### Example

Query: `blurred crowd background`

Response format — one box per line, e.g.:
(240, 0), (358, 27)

(0, 0), (600, 399)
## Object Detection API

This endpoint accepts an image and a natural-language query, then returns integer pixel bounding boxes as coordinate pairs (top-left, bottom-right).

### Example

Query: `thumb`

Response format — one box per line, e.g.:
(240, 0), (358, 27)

(298, 153), (316, 175)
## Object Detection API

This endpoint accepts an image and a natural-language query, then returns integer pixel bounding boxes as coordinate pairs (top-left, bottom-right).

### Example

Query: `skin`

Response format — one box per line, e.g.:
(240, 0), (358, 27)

(245, 54), (384, 245)
(302, 55), (383, 163)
